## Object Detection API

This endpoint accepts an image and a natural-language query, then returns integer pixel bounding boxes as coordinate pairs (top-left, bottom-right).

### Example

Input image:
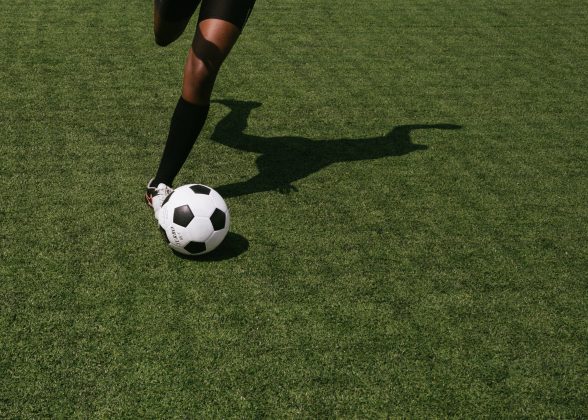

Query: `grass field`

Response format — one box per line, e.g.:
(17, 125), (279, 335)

(1, 0), (587, 417)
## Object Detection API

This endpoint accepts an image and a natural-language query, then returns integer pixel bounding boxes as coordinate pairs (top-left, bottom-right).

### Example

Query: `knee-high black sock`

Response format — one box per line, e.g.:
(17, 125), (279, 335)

(153, 96), (210, 186)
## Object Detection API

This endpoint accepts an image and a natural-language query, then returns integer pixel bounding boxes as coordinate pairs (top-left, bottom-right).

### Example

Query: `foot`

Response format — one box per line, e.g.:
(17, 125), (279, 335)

(145, 178), (174, 220)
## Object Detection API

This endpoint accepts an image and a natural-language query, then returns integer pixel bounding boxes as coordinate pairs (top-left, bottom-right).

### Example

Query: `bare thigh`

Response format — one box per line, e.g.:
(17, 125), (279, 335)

(181, 18), (242, 104)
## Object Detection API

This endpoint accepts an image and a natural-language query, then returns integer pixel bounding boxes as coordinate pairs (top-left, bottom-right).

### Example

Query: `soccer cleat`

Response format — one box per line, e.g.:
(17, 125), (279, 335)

(145, 178), (174, 220)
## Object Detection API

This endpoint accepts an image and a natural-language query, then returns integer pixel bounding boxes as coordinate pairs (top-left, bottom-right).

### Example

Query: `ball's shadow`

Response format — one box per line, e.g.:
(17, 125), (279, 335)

(171, 231), (249, 261)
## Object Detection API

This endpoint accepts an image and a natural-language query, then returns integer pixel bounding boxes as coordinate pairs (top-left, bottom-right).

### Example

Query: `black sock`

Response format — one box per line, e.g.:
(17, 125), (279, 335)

(153, 96), (210, 186)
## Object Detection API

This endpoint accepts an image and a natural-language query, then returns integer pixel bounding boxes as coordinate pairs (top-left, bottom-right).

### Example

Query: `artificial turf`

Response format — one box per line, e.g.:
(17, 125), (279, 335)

(1, 0), (587, 417)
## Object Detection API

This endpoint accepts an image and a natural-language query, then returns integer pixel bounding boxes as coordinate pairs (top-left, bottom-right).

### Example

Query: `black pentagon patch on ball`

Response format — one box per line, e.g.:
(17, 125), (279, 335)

(162, 191), (174, 207)
(159, 225), (170, 244)
(210, 208), (226, 231)
(185, 241), (206, 254)
(190, 184), (211, 195)
(173, 205), (194, 227)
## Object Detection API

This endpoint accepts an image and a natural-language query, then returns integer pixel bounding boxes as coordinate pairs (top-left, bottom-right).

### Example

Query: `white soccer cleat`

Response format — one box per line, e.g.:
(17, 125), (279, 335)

(145, 179), (174, 220)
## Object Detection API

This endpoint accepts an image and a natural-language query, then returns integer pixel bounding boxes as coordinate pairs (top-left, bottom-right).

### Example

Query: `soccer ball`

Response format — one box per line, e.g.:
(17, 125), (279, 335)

(158, 184), (230, 256)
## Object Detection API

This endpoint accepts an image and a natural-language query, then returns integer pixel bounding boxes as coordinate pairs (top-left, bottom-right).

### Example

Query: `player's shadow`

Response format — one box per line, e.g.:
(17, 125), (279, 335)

(210, 100), (461, 198)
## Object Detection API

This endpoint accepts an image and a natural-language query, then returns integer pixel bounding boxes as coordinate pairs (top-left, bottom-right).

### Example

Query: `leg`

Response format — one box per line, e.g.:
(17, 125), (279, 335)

(182, 0), (256, 102)
(153, 0), (199, 46)
(181, 18), (242, 105)
(151, 20), (243, 186)
(150, 0), (256, 190)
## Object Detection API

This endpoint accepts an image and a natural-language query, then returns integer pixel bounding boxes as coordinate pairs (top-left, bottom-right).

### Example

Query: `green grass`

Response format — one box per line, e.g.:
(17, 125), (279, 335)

(1, 0), (587, 417)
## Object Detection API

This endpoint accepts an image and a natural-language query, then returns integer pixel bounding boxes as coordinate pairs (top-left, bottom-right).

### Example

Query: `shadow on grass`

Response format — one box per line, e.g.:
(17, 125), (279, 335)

(210, 99), (462, 198)
(172, 231), (248, 261)
(171, 101), (461, 261)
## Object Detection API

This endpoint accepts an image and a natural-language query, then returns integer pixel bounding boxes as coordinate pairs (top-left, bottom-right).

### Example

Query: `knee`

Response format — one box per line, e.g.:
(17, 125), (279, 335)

(185, 53), (220, 87)
(182, 48), (224, 104)
(155, 35), (173, 47)
(153, 19), (186, 47)
(154, 29), (181, 47)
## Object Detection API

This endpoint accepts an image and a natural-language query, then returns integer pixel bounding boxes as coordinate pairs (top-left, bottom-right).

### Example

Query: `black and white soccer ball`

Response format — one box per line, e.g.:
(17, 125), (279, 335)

(158, 184), (230, 256)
